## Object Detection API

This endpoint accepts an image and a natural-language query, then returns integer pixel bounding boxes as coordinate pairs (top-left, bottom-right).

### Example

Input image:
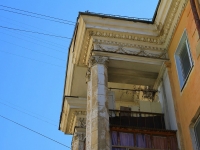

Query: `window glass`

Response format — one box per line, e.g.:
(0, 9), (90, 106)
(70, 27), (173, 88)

(175, 31), (193, 89)
(179, 42), (191, 79)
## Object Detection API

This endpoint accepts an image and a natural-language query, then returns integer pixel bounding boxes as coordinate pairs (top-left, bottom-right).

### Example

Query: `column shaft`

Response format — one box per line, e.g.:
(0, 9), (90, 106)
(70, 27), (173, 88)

(72, 132), (85, 150)
(86, 56), (110, 150)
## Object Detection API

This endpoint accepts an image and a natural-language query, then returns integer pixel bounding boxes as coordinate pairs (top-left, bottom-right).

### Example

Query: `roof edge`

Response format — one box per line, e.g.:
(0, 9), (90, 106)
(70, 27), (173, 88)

(58, 17), (79, 130)
(78, 0), (161, 24)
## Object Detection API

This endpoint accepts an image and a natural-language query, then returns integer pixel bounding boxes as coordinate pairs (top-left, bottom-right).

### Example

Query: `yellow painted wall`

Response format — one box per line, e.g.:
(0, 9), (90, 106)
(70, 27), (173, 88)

(168, 1), (200, 149)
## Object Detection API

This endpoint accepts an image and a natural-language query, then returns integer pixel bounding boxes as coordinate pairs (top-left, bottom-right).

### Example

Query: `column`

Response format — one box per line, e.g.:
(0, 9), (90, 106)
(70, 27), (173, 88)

(164, 61), (185, 150)
(72, 128), (86, 150)
(86, 56), (110, 150)
(86, 68), (92, 150)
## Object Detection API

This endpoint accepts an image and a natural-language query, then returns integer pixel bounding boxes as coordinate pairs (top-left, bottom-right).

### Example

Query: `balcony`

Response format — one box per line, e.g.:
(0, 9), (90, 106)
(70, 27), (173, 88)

(109, 109), (165, 129)
(109, 110), (178, 150)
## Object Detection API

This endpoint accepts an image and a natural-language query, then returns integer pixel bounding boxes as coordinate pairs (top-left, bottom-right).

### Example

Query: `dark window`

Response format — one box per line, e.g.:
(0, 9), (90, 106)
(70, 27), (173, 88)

(175, 30), (193, 89)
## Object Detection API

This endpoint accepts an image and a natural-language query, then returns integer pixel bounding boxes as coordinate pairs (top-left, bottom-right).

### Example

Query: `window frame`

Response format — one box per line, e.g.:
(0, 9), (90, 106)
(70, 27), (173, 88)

(194, 116), (200, 149)
(174, 30), (193, 91)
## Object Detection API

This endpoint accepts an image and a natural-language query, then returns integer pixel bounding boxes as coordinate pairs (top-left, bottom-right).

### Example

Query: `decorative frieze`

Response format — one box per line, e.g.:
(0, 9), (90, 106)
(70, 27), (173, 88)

(94, 43), (167, 59)
(93, 39), (166, 51)
(89, 30), (161, 43)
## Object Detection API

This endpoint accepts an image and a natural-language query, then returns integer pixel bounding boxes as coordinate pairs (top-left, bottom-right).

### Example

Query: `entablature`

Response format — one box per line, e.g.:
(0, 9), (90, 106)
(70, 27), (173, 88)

(72, 0), (188, 67)
(60, 97), (86, 134)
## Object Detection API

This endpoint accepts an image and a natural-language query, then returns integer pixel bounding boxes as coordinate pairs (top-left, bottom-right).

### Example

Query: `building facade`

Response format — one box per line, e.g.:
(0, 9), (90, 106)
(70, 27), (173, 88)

(59, 0), (200, 149)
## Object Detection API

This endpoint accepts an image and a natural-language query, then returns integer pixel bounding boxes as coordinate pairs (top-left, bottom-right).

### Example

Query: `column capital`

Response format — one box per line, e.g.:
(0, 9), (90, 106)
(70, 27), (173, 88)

(89, 56), (109, 68)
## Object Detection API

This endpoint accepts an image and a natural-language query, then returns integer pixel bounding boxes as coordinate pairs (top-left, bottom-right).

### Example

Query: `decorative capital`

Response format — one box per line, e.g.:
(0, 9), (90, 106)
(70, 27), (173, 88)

(89, 56), (109, 67)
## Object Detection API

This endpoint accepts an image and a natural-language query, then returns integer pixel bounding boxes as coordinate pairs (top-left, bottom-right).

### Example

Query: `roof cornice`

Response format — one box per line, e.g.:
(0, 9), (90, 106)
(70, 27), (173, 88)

(72, 0), (188, 67)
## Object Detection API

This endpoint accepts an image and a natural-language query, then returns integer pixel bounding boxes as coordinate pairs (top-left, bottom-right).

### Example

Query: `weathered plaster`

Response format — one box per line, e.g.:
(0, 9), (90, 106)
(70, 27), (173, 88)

(86, 56), (110, 150)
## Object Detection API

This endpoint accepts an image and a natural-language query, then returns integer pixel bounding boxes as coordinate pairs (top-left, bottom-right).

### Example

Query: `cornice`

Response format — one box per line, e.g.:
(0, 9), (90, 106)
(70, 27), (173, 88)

(75, 0), (188, 66)
(164, 0), (189, 49)
(86, 0), (185, 46)
(60, 97), (87, 134)
(89, 30), (162, 44)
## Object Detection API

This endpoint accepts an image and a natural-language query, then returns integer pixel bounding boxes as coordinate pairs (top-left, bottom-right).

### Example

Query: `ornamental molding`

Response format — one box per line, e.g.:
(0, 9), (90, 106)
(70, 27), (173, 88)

(86, 0), (184, 45)
(77, 0), (188, 66)
(94, 43), (168, 59)
(93, 39), (166, 51)
(89, 56), (109, 67)
(68, 111), (87, 134)
(89, 30), (162, 44)
(80, 31), (91, 65)
(163, 0), (188, 48)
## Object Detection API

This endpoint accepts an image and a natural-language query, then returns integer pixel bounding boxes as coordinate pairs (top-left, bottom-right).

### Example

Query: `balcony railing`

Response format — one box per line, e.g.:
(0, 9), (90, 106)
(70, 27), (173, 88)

(109, 109), (165, 129)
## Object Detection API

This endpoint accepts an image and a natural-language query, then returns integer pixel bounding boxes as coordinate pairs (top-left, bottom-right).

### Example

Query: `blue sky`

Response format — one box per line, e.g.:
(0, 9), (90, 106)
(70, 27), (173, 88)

(0, 0), (158, 149)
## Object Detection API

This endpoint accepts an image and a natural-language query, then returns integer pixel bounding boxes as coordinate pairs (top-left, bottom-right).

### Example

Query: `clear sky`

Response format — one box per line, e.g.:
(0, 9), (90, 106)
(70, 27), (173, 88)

(0, 0), (158, 149)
